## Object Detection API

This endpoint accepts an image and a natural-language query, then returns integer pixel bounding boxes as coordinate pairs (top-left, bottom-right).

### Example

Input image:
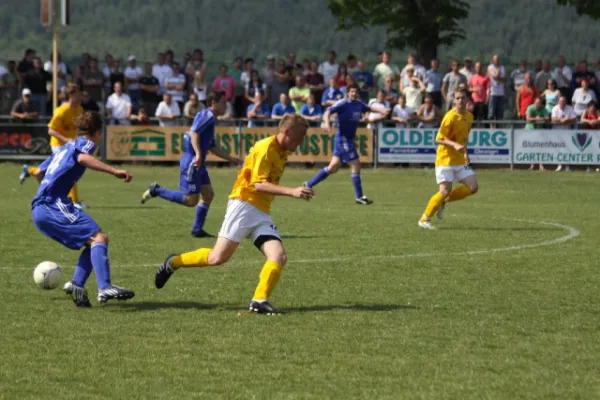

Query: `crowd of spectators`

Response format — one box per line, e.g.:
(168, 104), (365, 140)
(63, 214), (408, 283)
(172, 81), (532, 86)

(1, 47), (600, 132)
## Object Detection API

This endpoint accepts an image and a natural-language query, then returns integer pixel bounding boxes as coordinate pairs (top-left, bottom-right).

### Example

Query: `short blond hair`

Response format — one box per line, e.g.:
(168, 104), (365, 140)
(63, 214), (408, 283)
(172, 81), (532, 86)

(279, 114), (309, 132)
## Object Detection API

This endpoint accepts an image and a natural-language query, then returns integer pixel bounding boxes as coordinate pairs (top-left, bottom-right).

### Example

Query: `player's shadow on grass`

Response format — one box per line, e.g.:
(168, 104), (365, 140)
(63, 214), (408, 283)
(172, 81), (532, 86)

(109, 301), (225, 311)
(286, 304), (417, 312)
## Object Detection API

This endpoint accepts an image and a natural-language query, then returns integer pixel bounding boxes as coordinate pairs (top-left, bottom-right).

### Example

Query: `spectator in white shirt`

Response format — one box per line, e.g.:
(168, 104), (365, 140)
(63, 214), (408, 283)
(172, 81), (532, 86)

(155, 93), (181, 127)
(459, 57), (474, 82)
(401, 53), (426, 83)
(510, 60), (532, 92)
(367, 90), (390, 130)
(105, 82), (132, 125)
(391, 94), (414, 128)
(403, 75), (426, 110)
(551, 96), (577, 171)
(152, 52), (172, 95)
(318, 51), (339, 87)
(124, 55), (143, 109)
(44, 52), (69, 91)
(553, 56), (573, 100)
(487, 54), (507, 121)
(164, 62), (186, 110)
(374, 50), (400, 89)
(572, 78), (597, 116)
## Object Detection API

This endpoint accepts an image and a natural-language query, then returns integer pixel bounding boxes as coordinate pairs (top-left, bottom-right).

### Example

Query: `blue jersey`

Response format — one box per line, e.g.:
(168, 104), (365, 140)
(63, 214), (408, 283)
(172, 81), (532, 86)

(185, 109), (216, 164)
(321, 87), (344, 106)
(300, 104), (323, 117)
(272, 102), (296, 117)
(247, 102), (271, 127)
(329, 99), (370, 139)
(32, 137), (96, 207)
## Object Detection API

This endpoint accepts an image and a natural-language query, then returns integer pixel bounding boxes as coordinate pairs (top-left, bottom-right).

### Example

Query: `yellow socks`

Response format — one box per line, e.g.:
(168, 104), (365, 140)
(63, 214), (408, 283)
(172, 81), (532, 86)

(447, 186), (473, 202)
(170, 248), (211, 269)
(28, 166), (37, 175)
(421, 192), (446, 220)
(252, 261), (283, 301)
(68, 184), (79, 204)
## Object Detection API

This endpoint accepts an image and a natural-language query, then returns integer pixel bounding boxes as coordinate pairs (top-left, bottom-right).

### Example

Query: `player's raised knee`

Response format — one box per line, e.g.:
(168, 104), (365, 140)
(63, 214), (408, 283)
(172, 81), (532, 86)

(273, 252), (287, 267)
(469, 184), (479, 194)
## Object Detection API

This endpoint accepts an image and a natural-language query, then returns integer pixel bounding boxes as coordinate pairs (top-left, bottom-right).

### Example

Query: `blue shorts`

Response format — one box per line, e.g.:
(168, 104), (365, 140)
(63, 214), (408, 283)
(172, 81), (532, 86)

(32, 200), (101, 250)
(179, 163), (211, 195)
(333, 135), (359, 164)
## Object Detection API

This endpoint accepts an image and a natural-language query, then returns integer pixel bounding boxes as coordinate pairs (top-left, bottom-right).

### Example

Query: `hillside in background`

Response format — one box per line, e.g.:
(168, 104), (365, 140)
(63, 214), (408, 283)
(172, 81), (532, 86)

(1, 0), (599, 67)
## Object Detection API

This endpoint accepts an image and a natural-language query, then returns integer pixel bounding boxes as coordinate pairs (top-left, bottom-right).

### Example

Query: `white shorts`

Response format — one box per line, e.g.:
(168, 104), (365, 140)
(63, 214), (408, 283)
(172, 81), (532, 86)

(51, 145), (62, 154)
(218, 199), (281, 244)
(435, 165), (476, 184)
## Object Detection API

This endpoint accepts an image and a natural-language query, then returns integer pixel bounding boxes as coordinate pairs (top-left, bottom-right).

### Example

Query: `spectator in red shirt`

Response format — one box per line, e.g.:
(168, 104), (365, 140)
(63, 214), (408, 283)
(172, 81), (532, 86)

(212, 64), (236, 104)
(580, 100), (599, 129)
(335, 63), (349, 90)
(468, 62), (490, 120)
(516, 73), (536, 118)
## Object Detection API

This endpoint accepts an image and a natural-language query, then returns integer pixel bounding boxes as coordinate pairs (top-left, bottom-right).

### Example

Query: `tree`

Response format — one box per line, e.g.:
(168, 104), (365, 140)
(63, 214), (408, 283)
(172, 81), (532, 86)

(556, 0), (600, 18)
(327, 0), (470, 65)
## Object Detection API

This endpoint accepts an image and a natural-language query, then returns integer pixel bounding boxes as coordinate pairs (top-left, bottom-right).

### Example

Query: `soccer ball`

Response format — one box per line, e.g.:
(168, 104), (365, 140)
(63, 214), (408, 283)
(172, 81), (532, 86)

(33, 261), (63, 290)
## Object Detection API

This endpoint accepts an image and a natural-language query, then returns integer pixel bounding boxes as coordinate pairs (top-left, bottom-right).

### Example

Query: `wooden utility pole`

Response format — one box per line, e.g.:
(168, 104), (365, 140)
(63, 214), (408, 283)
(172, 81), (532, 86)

(52, 0), (59, 112)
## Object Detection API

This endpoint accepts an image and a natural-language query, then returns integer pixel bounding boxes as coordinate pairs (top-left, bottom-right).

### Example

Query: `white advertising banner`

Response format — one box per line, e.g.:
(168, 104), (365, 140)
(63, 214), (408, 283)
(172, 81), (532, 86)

(513, 129), (600, 165)
(378, 128), (511, 163)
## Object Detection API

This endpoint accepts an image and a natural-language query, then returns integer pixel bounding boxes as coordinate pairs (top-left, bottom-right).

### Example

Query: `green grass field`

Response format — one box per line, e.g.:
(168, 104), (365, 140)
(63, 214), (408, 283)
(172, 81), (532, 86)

(1, 164), (599, 399)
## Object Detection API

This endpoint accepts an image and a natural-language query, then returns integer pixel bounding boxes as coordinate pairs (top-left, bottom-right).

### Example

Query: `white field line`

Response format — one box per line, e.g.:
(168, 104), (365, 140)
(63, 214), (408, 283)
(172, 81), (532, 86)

(0, 219), (580, 271)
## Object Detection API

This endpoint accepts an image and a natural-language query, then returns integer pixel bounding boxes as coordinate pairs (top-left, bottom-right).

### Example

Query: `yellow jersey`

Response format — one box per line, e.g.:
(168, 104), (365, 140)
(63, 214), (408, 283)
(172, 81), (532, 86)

(48, 104), (84, 147)
(435, 108), (473, 166)
(229, 136), (288, 214)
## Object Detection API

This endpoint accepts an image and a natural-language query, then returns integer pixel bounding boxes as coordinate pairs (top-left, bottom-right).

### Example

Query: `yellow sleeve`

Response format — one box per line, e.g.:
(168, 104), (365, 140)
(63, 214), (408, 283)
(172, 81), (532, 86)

(435, 112), (453, 141)
(48, 107), (63, 131)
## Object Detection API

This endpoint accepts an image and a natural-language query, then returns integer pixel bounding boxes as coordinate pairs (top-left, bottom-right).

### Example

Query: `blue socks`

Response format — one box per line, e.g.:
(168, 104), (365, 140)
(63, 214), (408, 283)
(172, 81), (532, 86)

(351, 172), (363, 199)
(155, 186), (185, 204)
(73, 247), (93, 287)
(191, 203), (210, 233)
(306, 167), (330, 188)
(91, 243), (111, 290)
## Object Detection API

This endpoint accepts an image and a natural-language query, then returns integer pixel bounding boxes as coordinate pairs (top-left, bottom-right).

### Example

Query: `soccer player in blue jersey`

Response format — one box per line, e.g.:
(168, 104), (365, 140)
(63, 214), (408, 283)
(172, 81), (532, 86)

(31, 111), (135, 307)
(305, 84), (389, 204)
(140, 91), (240, 237)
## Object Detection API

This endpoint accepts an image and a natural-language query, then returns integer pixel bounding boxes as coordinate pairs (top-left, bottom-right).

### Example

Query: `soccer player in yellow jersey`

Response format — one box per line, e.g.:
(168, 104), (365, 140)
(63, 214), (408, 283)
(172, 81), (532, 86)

(20, 84), (86, 209)
(155, 114), (314, 315)
(418, 87), (479, 229)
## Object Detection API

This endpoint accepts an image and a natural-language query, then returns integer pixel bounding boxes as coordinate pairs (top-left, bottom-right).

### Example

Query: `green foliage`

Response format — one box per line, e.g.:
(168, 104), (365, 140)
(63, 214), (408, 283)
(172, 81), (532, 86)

(328, 0), (470, 63)
(557, 0), (600, 18)
(1, 0), (600, 70)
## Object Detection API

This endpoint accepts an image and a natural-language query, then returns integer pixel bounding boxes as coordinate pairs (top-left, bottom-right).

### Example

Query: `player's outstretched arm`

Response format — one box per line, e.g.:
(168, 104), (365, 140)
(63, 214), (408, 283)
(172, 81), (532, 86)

(210, 145), (240, 165)
(254, 182), (314, 200)
(77, 154), (133, 182)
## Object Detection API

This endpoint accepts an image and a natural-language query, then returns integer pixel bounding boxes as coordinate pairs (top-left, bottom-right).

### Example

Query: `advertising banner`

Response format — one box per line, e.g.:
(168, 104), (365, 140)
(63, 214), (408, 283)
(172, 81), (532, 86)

(378, 128), (511, 164)
(241, 127), (374, 163)
(513, 129), (600, 165)
(0, 124), (51, 158)
(105, 126), (239, 162)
